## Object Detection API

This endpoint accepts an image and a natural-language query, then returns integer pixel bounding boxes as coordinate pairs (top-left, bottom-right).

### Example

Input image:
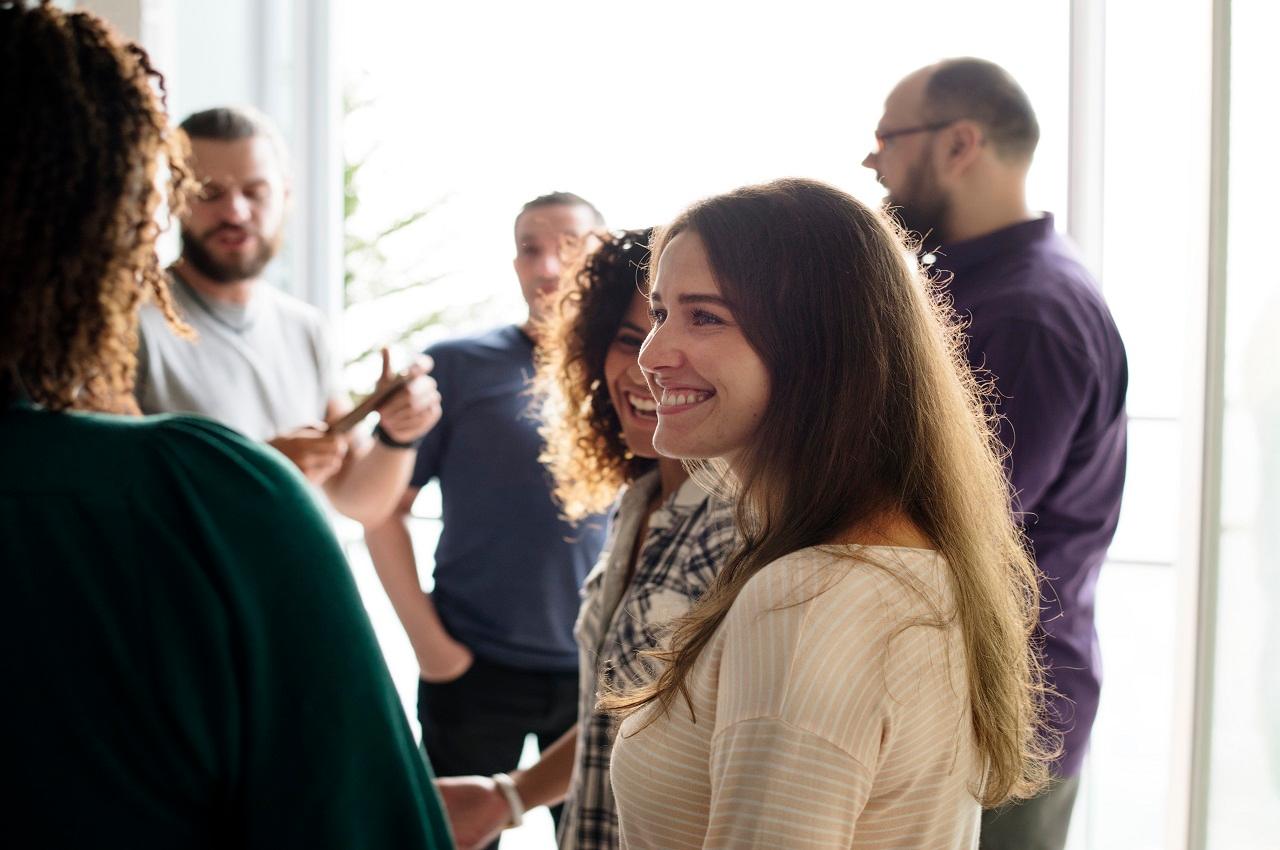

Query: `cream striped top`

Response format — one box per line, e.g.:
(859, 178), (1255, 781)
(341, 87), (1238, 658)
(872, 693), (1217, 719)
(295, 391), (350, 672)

(609, 545), (982, 849)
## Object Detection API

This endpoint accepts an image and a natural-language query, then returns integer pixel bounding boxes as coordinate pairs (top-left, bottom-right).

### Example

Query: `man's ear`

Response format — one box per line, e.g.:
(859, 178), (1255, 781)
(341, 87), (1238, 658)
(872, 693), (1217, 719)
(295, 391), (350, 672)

(940, 120), (985, 176)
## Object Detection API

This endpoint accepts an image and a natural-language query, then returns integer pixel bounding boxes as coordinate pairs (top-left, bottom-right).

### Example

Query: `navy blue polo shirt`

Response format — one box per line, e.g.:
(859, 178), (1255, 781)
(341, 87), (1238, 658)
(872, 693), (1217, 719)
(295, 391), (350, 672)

(933, 215), (1128, 777)
(412, 325), (606, 672)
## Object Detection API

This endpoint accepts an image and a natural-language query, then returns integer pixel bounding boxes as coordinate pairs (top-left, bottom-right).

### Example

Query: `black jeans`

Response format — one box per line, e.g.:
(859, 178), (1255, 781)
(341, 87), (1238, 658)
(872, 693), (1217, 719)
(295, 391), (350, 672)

(418, 655), (578, 850)
(980, 773), (1082, 850)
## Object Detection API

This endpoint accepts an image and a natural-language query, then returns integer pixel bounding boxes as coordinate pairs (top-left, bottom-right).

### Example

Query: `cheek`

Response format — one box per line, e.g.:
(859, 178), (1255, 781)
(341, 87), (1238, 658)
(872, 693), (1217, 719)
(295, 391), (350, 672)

(602, 349), (630, 408)
(184, 205), (212, 229)
(258, 200), (285, 228)
(735, 346), (771, 423)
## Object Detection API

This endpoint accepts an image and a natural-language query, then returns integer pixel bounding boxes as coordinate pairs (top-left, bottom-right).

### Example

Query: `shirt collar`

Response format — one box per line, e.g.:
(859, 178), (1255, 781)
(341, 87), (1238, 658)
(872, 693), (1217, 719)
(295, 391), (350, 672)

(616, 468), (720, 531)
(171, 269), (260, 333)
(929, 213), (1056, 279)
(650, 474), (716, 530)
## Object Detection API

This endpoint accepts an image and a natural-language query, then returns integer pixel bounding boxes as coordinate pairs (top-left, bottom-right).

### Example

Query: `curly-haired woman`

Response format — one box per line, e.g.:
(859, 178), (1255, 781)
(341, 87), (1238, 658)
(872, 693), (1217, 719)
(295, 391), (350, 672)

(0, 3), (450, 847)
(436, 230), (737, 850)
(605, 180), (1056, 848)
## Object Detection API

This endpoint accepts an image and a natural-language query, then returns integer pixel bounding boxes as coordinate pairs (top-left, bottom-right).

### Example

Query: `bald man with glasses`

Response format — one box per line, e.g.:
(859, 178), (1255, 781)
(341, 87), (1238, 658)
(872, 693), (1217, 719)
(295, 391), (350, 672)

(865, 58), (1129, 850)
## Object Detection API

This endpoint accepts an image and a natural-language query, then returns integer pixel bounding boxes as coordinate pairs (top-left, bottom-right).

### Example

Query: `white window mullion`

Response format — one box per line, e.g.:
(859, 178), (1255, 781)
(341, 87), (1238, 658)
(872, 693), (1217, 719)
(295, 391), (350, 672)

(1186, 0), (1234, 847)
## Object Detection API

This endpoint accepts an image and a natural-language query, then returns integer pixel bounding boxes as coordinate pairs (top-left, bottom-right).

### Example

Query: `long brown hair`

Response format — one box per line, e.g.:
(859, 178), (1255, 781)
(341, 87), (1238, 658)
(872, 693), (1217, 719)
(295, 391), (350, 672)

(604, 179), (1053, 806)
(534, 229), (654, 520)
(0, 0), (194, 413)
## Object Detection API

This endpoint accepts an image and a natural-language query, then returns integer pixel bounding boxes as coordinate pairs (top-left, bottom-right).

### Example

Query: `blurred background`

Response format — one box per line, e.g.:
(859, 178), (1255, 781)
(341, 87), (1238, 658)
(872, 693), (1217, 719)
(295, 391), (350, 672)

(69, 1), (1279, 847)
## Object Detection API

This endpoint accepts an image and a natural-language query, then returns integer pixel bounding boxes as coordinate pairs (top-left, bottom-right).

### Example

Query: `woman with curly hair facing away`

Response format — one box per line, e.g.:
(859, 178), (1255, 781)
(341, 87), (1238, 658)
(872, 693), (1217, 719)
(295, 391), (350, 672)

(0, 3), (451, 847)
(435, 230), (737, 850)
(604, 179), (1055, 848)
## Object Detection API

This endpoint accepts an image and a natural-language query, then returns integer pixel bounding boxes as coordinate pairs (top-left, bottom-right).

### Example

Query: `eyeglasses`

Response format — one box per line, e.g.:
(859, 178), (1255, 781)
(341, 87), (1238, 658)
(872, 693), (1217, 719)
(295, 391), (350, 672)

(872, 120), (956, 154)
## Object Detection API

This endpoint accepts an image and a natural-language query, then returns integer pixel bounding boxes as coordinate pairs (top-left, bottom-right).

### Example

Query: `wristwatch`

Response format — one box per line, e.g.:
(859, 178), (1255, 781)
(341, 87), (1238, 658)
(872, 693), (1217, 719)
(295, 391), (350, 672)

(372, 423), (422, 450)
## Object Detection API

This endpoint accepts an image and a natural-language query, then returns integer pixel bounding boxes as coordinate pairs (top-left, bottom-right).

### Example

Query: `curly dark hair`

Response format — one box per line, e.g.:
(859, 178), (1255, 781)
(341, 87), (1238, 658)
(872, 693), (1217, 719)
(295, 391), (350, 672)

(533, 228), (655, 520)
(0, 0), (194, 413)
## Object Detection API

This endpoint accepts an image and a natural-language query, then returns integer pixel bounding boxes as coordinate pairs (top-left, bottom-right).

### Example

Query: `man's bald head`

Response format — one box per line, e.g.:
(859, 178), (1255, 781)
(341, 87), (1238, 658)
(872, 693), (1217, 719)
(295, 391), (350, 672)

(920, 58), (1039, 163)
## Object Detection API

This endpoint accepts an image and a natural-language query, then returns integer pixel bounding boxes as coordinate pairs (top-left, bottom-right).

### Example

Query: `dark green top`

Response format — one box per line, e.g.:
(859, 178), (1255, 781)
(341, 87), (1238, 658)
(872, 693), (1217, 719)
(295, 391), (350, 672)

(1, 404), (454, 849)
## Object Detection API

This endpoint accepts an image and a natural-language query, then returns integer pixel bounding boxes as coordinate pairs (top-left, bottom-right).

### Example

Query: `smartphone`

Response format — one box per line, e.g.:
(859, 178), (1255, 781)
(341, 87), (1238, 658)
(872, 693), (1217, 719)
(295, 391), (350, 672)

(327, 373), (412, 435)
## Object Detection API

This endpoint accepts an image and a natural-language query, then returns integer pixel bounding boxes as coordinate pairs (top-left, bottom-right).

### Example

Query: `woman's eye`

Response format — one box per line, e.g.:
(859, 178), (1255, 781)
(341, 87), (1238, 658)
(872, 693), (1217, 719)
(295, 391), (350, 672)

(648, 308), (667, 326)
(615, 334), (644, 349)
(691, 309), (725, 327)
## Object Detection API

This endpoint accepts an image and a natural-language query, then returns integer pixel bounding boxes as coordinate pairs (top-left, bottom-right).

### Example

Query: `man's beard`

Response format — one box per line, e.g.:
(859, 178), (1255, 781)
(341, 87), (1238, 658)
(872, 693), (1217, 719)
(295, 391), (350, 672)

(180, 224), (279, 283)
(886, 156), (950, 254)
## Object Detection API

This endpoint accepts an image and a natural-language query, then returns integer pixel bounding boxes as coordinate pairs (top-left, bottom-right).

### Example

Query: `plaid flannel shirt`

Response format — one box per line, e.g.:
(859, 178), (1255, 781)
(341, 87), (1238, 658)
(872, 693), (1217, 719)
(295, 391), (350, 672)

(557, 470), (737, 850)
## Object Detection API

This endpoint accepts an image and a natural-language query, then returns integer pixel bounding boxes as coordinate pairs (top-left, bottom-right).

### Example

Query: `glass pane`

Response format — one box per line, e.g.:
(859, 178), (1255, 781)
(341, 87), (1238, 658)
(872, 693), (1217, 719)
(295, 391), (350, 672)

(338, 0), (1069, 378)
(1076, 1), (1215, 846)
(1081, 561), (1179, 849)
(1205, 0), (1280, 845)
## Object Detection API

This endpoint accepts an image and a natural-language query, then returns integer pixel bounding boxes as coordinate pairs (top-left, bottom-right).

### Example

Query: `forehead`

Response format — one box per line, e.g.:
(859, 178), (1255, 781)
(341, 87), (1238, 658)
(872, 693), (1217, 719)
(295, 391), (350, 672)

(879, 69), (931, 127)
(187, 136), (283, 185)
(514, 204), (597, 242)
(651, 232), (717, 298)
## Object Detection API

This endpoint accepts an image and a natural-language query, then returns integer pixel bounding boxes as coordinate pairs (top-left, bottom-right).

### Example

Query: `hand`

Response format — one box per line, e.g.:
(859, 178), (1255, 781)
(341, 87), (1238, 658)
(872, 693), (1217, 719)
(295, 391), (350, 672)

(436, 775), (514, 850)
(420, 634), (474, 683)
(374, 348), (442, 445)
(267, 425), (348, 484)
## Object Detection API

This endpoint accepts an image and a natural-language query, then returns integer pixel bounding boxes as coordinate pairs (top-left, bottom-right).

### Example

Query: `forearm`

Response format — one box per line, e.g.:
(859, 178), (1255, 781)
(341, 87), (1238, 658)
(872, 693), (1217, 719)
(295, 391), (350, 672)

(326, 438), (416, 525)
(364, 509), (466, 675)
(511, 723), (578, 809)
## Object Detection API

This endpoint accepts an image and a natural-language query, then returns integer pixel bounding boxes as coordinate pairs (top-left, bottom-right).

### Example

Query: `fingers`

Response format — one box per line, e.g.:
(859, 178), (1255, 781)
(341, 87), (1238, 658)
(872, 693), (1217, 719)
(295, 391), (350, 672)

(381, 374), (438, 415)
(379, 346), (393, 382)
(403, 353), (433, 379)
(268, 426), (349, 483)
(295, 448), (344, 484)
(377, 375), (442, 443)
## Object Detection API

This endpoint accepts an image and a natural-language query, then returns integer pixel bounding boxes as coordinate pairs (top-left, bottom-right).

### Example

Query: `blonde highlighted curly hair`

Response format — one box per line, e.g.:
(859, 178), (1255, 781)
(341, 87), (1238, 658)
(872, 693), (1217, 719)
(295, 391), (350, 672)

(0, 0), (195, 413)
(533, 229), (654, 521)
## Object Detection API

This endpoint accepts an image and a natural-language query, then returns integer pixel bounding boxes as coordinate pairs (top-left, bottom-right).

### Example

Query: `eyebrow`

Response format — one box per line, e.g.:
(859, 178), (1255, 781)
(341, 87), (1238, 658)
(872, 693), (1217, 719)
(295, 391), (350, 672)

(649, 291), (731, 309)
(618, 320), (648, 334)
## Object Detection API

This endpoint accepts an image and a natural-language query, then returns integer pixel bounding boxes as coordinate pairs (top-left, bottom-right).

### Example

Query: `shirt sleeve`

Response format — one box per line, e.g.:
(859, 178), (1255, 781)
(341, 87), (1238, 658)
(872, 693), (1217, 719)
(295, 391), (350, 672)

(152, 418), (454, 849)
(410, 344), (449, 487)
(705, 718), (872, 849)
(970, 320), (1095, 517)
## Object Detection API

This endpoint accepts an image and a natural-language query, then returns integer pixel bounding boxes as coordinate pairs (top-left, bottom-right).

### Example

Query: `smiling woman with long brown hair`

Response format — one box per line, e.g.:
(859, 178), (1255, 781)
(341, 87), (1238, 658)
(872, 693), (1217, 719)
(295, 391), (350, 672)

(604, 179), (1055, 848)
(0, 3), (450, 846)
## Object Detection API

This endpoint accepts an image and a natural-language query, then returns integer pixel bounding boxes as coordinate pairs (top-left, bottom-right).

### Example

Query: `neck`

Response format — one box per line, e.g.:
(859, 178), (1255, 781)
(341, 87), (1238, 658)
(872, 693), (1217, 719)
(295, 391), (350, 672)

(656, 457), (689, 501)
(174, 260), (258, 306)
(944, 173), (1034, 243)
(831, 509), (935, 550)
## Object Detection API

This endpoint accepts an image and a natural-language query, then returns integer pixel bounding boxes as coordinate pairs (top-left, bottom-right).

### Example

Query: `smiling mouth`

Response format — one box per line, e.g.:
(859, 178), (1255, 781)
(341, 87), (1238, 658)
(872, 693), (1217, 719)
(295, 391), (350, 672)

(657, 388), (714, 413)
(624, 391), (658, 420)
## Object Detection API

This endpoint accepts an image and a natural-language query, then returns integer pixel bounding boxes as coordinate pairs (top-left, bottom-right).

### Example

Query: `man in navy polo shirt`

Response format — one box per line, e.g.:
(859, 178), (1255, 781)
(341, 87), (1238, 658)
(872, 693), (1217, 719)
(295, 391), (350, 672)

(365, 193), (608, 848)
(865, 59), (1128, 850)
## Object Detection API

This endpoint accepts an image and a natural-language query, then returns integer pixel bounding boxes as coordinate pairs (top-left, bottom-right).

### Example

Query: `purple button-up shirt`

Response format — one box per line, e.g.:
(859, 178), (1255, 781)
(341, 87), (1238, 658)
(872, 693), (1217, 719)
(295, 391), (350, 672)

(934, 214), (1128, 777)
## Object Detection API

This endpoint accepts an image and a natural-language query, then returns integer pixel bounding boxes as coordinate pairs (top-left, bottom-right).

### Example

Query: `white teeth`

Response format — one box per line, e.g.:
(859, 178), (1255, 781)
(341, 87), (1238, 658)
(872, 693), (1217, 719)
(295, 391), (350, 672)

(660, 389), (711, 406)
(627, 393), (658, 412)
